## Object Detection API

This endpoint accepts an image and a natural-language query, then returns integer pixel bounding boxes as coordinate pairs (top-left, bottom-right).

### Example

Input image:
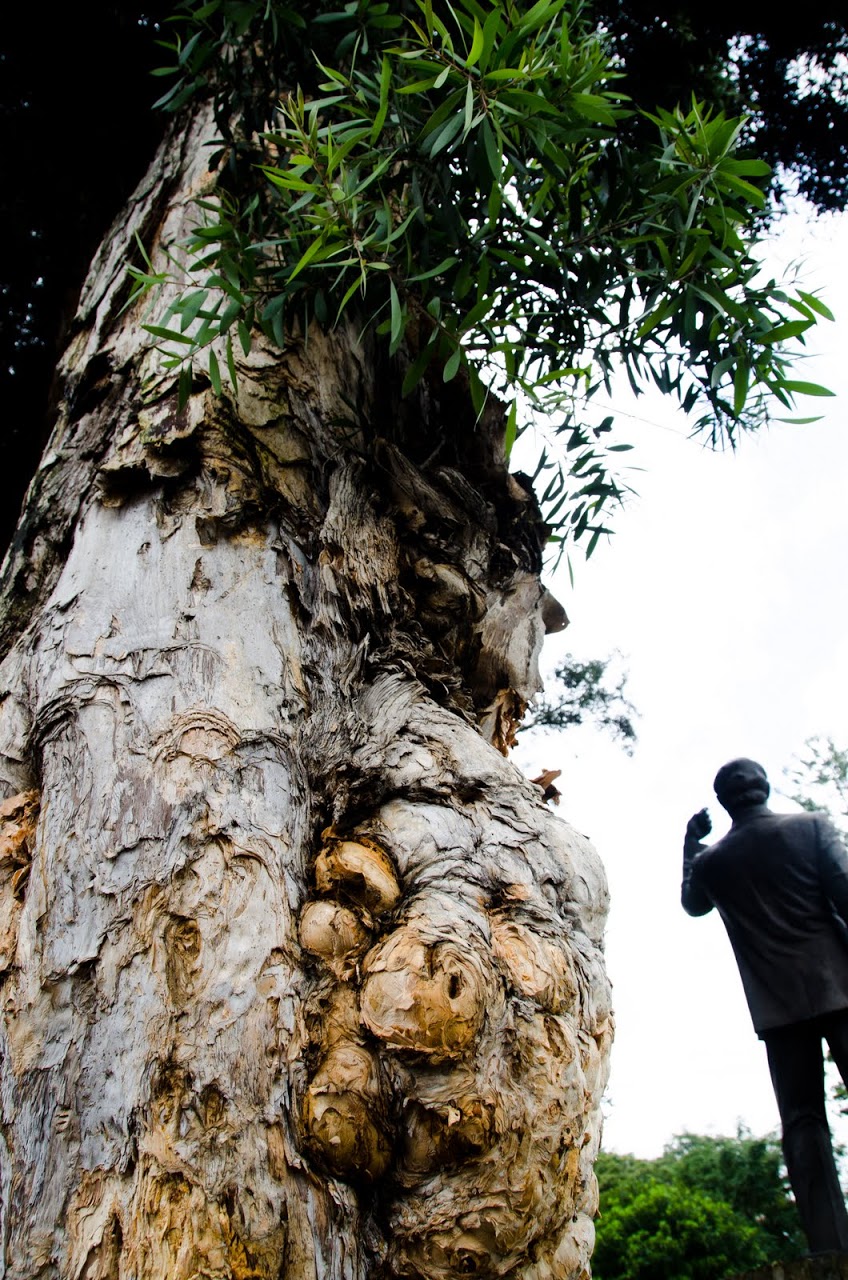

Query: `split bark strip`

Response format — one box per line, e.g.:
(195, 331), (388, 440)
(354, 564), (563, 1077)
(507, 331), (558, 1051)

(0, 102), (611, 1280)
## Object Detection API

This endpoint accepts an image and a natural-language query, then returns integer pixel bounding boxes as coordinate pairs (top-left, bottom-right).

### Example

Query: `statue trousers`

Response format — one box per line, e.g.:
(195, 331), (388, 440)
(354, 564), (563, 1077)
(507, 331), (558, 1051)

(764, 1009), (848, 1253)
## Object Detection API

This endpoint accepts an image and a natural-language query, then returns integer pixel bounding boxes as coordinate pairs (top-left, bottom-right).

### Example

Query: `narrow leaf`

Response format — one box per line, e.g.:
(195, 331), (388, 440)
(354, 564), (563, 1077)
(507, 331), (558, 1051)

(504, 400), (518, 459)
(781, 380), (835, 397)
(143, 324), (195, 345)
(389, 279), (403, 347)
(208, 348), (222, 396)
(178, 365), (192, 409)
(443, 345), (462, 382)
(466, 16), (484, 67)
(798, 291), (835, 322)
(226, 334), (238, 390)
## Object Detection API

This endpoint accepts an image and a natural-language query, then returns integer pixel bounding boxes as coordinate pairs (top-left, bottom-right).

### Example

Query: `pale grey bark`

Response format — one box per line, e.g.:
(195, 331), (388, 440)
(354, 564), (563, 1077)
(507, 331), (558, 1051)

(0, 104), (611, 1280)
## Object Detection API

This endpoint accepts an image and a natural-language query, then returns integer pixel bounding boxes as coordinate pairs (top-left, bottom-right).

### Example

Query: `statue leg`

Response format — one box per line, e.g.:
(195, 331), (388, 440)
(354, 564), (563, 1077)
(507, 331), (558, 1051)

(764, 1018), (848, 1253)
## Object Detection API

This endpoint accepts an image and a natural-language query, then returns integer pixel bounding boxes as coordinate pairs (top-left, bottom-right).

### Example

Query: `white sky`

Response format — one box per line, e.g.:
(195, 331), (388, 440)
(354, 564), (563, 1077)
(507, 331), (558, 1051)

(513, 205), (848, 1158)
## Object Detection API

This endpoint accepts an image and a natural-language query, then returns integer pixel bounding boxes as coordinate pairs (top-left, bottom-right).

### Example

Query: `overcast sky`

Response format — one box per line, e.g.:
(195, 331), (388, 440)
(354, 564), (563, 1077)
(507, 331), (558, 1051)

(514, 204), (848, 1158)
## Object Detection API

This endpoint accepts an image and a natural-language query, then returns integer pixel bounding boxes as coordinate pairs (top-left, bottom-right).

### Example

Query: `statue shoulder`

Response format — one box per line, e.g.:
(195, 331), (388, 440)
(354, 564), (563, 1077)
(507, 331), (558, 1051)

(781, 809), (835, 834)
(774, 809), (843, 853)
(808, 809), (848, 843)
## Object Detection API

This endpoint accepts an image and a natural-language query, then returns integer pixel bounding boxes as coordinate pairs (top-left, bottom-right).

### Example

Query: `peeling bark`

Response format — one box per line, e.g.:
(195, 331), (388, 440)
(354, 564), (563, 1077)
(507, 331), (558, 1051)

(0, 104), (611, 1280)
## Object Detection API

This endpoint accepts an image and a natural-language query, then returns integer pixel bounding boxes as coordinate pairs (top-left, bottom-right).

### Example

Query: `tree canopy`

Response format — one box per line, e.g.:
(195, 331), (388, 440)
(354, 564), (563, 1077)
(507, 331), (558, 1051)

(520, 651), (637, 748)
(594, 1131), (806, 1280)
(785, 737), (848, 831)
(132, 0), (835, 555)
(2, 1), (845, 557)
(594, 3), (848, 214)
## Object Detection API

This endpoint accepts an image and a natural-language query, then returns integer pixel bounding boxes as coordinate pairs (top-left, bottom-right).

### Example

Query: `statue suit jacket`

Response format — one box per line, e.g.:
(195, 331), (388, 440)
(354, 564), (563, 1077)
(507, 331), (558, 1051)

(682, 808), (848, 1035)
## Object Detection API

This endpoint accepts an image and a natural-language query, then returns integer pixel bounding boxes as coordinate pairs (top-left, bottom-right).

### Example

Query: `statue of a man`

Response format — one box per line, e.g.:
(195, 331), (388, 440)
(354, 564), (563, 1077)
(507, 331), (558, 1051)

(683, 758), (848, 1253)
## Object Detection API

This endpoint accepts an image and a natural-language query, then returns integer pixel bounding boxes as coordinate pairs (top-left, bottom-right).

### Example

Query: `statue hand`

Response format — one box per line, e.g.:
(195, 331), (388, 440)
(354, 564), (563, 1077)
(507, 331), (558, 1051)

(686, 808), (711, 842)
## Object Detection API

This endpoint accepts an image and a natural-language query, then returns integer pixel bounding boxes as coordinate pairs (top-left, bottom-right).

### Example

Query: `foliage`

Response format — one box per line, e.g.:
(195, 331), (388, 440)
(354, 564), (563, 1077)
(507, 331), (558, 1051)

(593, 1180), (764, 1280)
(3, 5), (846, 563)
(655, 1132), (805, 1258)
(592, 5), (848, 214)
(785, 736), (848, 833)
(130, 0), (833, 557)
(594, 1130), (806, 1279)
(520, 651), (637, 749)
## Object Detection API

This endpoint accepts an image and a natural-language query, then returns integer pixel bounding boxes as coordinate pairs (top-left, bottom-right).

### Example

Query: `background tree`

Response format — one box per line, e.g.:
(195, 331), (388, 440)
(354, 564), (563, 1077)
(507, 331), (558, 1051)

(594, 1182), (764, 1280)
(593, 3), (848, 213)
(785, 736), (848, 831)
(594, 1130), (805, 1280)
(521, 652), (637, 751)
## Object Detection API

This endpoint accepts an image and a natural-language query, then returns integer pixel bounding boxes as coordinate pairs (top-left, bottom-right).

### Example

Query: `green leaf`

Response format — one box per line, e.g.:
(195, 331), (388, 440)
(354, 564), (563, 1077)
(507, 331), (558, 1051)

(476, 1), (501, 44)
(226, 334), (238, 390)
(371, 54), (392, 141)
(466, 16), (484, 68)
(401, 336), (438, 396)
(570, 92), (620, 126)
(798, 291), (836, 322)
(143, 324), (196, 345)
(504, 400), (518, 459)
(722, 157), (771, 177)
(408, 256), (457, 282)
(468, 362), (487, 419)
(178, 364), (193, 410)
(428, 110), (465, 157)
(781, 380), (836, 397)
(480, 117), (501, 181)
(389, 278), (403, 348)
(516, 0), (566, 37)
(733, 362), (749, 417)
(133, 230), (153, 269)
(714, 171), (766, 208)
(191, 1), (221, 20)
(443, 345), (462, 382)
(176, 289), (209, 332)
(335, 275), (364, 324)
(208, 348), (222, 396)
(757, 320), (813, 345)
(218, 299), (242, 333)
(178, 29), (203, 67)
(289, 235), (328, 282)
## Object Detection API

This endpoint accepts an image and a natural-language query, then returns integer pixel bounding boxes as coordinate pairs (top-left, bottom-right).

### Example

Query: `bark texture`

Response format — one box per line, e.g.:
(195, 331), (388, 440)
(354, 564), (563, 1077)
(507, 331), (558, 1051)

(0, 105), (612, 1280)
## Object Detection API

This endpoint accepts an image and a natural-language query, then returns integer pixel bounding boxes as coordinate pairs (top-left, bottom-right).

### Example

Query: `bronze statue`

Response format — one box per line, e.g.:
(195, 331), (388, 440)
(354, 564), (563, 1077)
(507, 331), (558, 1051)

(683, 758), (848, 1253)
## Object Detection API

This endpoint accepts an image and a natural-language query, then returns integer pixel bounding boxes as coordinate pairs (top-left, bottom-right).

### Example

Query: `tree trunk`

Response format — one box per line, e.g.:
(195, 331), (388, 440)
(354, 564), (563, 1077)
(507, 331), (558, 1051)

(0, 106), (611, 1280)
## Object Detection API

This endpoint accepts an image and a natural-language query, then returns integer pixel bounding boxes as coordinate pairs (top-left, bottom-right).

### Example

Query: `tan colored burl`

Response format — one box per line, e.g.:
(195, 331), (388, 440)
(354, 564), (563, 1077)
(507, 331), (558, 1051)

(294, 787), (611, 1280)
(314, 836), (402, 915)
(301, 1042), (393, 1183)
(0, 788), (39, 969)
(360, 926), (488, 1060)
(299, 900), (372, 979)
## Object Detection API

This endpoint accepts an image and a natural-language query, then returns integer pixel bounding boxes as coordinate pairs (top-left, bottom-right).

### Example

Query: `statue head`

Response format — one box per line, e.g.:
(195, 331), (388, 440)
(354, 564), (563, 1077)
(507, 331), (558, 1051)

(713, 758), (770, 817)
